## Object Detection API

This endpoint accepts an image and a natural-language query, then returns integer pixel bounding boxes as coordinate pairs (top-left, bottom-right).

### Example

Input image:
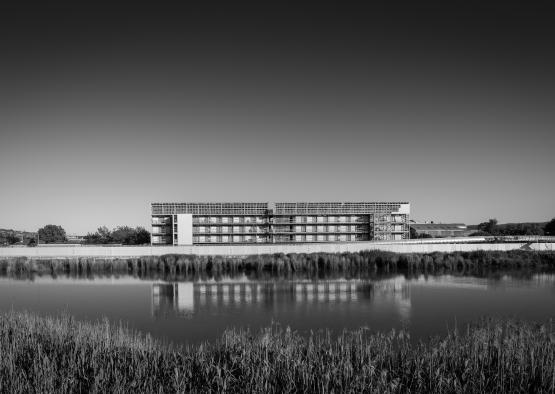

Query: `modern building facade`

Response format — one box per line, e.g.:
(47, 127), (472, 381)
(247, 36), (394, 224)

(151, 202), (410, 245)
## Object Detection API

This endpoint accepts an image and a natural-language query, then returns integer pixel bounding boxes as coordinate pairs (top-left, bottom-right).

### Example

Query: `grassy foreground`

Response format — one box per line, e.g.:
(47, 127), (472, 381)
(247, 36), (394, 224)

(0, 312), (553, 393)
(1, 250), (555, 278)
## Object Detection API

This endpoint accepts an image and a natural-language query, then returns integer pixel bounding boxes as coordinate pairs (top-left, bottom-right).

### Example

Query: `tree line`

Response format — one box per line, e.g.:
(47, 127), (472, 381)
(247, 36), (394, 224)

(470, 218), (555, 237)
(83, 226), (150, 245)
(32, 225), (150, 245)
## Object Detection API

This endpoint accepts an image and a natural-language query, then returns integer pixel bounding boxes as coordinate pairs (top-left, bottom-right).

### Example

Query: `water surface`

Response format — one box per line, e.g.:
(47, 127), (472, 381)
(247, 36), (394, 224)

(1, 272), (553, 345)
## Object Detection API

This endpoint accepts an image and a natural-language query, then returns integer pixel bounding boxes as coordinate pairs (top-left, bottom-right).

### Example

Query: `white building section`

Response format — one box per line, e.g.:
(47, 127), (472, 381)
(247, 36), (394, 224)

(176, 214), (193, 245)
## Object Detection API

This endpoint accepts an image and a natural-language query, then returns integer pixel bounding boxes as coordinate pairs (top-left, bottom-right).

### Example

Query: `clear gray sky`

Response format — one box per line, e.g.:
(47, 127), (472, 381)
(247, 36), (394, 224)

(1, 2), (554, 234)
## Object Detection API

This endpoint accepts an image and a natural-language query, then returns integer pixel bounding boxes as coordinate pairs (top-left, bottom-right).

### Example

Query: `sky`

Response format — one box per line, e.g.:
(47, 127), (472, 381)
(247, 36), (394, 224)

(1, 1), (554, 234)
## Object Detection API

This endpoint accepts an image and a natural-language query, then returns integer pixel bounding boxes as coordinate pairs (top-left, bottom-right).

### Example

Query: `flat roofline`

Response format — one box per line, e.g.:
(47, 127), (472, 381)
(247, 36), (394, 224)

(151, 201), (410, 205)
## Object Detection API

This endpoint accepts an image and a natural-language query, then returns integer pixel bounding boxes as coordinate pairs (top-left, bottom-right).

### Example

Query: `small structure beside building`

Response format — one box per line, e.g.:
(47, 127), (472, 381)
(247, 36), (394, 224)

(66, 234), (86, 243)
(411, 223), (470, 238)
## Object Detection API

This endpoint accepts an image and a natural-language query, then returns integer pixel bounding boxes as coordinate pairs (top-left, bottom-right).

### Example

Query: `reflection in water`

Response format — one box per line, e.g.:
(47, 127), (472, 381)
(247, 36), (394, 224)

(152, 283), (195, 317)
(151, 277), (412, 320)
(1, 272), (554, 346)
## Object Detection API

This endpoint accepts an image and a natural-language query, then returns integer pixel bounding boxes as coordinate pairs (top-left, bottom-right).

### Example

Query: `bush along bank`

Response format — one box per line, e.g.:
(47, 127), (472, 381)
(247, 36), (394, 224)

(0, 250), (554, 278)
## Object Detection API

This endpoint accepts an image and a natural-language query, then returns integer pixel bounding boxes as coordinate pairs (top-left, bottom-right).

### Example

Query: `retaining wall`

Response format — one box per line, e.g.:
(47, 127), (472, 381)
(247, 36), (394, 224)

(0, 242), (553, 258)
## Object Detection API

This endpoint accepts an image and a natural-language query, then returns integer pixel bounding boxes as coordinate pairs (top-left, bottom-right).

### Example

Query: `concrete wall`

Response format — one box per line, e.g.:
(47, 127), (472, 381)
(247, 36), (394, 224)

(0, 241), (553, 258)
(176, 214), (193, 245)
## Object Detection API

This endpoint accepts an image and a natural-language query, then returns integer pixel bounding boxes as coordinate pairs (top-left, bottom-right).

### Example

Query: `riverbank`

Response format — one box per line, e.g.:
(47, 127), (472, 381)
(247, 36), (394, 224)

(1, 237), (554, 258)
(0, 311), (552, 393)
(1, 250), (554, 278)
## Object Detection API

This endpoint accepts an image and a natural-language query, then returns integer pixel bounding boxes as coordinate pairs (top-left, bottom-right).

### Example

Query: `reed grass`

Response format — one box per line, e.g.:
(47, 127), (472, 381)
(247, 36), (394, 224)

(0, 311), (553, 393)
(0, 250), (554, 279)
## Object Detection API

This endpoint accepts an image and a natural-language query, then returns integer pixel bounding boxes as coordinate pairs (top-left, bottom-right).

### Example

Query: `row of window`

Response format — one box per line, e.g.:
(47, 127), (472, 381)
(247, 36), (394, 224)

(152, 203), (268, 215)
(191, 215), (406, 224)
(195, 226), (266, 234)
(153, 214), (407, 225)
(194, 216), (266, 224)
(192, 225), (379, 234)
(194, 234), (366, 243)
(152, 235), (172, 244)
(274, 202), (407, 214)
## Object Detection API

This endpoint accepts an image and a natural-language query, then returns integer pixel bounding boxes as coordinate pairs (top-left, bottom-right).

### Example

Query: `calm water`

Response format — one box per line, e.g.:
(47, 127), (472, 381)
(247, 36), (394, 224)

(1, 272), (554, 346)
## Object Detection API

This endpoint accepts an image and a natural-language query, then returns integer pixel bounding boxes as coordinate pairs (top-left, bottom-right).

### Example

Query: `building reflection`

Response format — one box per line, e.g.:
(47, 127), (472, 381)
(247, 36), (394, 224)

(152, 282), (195, 318)
(151, 277), (411, 319)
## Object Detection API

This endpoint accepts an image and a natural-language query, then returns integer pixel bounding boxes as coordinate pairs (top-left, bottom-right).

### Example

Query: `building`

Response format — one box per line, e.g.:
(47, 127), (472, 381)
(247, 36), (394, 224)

(151, 202), (410, 245)
(410, 223), (469, 238)
(66, 234), (86, 243)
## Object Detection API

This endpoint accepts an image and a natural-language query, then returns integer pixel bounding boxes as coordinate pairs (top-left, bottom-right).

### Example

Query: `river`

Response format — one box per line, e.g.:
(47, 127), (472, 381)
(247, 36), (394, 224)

(1, 271), (554, 346)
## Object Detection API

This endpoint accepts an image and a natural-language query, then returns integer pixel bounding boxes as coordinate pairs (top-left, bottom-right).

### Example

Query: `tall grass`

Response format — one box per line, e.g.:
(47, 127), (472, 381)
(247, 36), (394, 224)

(0, 311), (553, 393)
(1, 250), (554, 279)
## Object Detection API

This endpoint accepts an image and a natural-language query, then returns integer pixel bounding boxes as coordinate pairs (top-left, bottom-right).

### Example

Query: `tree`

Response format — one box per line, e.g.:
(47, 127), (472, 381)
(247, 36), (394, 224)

(545, 218), (555, 236)
(96, 226), (112, 244)
(6, 234), (20, 245)
(38, 225), (67, 244)
(478, 219), (498, 235)
(135, 227), (151, 245)
(111, 226), (136, 245)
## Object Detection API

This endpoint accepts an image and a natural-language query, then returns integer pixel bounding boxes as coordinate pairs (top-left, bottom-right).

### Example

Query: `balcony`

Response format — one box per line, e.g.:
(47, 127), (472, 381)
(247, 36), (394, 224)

(152, 220), (171, 226)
